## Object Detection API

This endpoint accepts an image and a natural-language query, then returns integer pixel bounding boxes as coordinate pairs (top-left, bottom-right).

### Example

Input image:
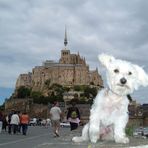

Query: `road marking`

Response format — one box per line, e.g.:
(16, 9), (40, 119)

(0, 133), (49, 146)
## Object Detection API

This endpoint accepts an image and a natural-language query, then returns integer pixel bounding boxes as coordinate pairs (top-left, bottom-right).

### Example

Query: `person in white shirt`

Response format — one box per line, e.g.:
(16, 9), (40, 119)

(10, 111), (20, 134)
(50, 101), (62, 137)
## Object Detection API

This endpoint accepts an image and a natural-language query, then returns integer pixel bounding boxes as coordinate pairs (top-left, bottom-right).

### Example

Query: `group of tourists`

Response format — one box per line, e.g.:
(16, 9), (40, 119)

(49, 99), (80, 137)
(0, 110), (29, 135)
(0, 99), (81, 138)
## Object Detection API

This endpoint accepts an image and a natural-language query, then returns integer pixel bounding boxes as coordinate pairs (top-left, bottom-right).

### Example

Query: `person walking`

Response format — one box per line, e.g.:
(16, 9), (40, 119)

(17, 111), (22, 133)
(20, 112), (29, 135)
(0, 111), (3, 133)
(8, 110), (14, 134)
(2, 114), (8, 132)
(50, 101), (62, 137)
(10, 111), (20, 134)
(67, 100), (80, 131)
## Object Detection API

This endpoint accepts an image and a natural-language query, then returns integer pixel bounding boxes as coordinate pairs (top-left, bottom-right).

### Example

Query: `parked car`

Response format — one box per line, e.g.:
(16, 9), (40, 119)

(39, 118), (51, 126)
(60, 122), (70, 127)
(37, 118), (42, 126)
(133, 127), (148, 138)
(133, 127), (143, 137)
(29, 118), (37, 126)
(143, 127), (148, 137)
(41, 119), (46, 126)
(46, 118), (51, 126)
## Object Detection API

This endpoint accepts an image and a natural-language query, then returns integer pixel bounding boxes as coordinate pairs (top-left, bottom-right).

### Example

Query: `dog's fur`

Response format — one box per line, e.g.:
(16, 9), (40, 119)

(72, 54), (148, 144)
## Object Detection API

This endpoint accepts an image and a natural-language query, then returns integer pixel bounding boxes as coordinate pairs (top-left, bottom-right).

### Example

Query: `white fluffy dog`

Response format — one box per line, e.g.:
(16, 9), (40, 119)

(72, 54), (148, 144)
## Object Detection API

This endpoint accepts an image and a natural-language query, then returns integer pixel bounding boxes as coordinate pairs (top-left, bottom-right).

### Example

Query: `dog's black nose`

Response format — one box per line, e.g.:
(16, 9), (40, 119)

(120, 78), (127, 84)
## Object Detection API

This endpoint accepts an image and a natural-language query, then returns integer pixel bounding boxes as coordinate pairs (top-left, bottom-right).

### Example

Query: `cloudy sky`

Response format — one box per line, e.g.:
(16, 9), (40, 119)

(0, 0), (148, 105)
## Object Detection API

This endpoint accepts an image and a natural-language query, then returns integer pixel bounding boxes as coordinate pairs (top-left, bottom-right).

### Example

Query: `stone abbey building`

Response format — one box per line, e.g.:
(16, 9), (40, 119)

(15, 30), (103, 92)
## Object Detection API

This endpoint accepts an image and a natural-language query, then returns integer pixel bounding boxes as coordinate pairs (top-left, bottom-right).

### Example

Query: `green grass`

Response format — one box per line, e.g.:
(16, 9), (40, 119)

(126, 126), (134, 136)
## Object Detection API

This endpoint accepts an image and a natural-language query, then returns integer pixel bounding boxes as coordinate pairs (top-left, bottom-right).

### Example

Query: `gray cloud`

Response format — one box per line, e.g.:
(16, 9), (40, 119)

(0, 0), (148, 103)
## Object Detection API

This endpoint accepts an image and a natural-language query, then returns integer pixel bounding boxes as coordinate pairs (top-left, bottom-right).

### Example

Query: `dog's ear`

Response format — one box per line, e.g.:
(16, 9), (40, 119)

(134, 65), (148, 87)
(98, 54), (115, 68)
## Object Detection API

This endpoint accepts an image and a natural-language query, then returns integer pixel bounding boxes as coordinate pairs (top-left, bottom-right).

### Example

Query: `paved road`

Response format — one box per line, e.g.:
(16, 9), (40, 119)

(0, 126), (148, 148)
(0, 126), (60, 148)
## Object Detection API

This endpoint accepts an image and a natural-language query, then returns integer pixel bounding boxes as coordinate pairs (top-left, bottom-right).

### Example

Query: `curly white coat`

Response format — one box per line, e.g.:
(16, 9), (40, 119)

(72, 54), (148, 144)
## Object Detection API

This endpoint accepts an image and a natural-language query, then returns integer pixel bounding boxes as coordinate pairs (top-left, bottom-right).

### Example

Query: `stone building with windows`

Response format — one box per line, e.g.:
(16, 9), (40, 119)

(15, 29), (103, 93)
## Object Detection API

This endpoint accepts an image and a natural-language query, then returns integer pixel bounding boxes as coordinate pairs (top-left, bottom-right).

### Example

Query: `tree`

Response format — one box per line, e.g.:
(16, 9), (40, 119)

(63, 87), (70, 92)
(49, 83), (64, 102)
(0, 103), (5, 111)
(31, 91), (43, 99)
(31, 91), (45, 104)
(73, 85), (87, 91)
(84, 86), (97, 99)
(17, 86), (31, 98)
(74, 85), (81, 91)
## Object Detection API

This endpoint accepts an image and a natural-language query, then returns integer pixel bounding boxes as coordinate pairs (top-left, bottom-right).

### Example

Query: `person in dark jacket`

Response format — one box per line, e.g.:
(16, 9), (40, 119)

(2, 114), (8, 132)
(67, 100), (80, 131)
(8, 110), (14, 134)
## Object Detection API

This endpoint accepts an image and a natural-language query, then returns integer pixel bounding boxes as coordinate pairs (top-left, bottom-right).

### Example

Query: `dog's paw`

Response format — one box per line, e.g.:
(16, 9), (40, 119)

(90, 139), (98, 143)
(115, 137), (129, 144)
(72, 137), (78, 142)
(90, 136), (98, 143)
(72, 137), (83, 143)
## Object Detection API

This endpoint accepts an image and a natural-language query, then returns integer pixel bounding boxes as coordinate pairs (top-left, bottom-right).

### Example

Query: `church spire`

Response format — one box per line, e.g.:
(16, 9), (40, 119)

(64, 26), (68, 47)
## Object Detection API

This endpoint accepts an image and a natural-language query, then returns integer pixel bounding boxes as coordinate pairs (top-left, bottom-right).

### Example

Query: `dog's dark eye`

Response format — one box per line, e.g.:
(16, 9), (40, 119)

(114, 69), (119, 73)
(128, 71), (132, 75)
